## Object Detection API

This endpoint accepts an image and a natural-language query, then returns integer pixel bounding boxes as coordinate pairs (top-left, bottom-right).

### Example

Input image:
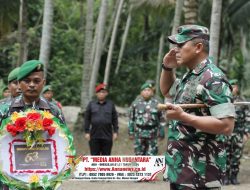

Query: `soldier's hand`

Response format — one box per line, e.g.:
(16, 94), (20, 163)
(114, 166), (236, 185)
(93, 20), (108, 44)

(113, 133), (118, 141)
(165, 103), (184, 120)
(162, 48), (178, 69)
(129, 135), (134, 140)
(85, 133), (90, 141)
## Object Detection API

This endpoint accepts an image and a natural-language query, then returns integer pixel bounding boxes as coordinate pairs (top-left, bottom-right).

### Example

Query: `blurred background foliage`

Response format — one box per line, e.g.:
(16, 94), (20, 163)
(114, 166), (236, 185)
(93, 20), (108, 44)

(1, 0), (250, 104)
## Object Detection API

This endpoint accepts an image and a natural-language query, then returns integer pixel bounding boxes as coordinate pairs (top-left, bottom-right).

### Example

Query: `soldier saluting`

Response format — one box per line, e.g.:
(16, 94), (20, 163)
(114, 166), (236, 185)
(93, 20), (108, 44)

(160, 25), (235, 190)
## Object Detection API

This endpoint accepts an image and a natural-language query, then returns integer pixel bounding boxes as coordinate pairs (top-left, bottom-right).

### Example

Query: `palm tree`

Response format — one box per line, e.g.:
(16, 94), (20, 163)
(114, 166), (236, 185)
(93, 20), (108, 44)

(80, 0), (94, 111)
(155, 33), (165, 96)
(89, 0), (108, 99)
(17, 0), (28, 66)
(209, 0), (222, 65)
(39, 0), (54, 78)
(103, 0), (124, 85)
(183, 0), (198, 24)
(170, 0), (184, 49)
(115, 5), (132, 75)
(102, 0), (121, 53)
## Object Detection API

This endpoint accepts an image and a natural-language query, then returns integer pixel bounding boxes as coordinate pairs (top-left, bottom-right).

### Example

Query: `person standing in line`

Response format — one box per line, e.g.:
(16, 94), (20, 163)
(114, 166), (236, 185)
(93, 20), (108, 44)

(0, 67), (21, 104)
(128, 82), (165, 155)
(84, 83), (119, 155)
(42, 85), (63, 110)
(160, 25), (235, 190)
(223, 79), (250, 185)
(1, 86), (10, 99)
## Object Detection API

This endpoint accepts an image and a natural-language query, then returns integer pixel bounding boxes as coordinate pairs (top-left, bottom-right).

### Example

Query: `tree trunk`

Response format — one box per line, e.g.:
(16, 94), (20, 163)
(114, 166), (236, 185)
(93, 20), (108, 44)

(209, 0), (222, 65)
(80, 0), (94, 112)
(102, 0), (120, 53)
(115, 6), (132, 75)
(89, 0), (108, 99)
(143, 14), (149, 61)
(103, 0), (124, 85)
(156, 33), (165, 96)
(17, 0), (28, 66)
(39, 0), (54, 78)
(170, 0), (184, 49)
(183, 0), (198, 24)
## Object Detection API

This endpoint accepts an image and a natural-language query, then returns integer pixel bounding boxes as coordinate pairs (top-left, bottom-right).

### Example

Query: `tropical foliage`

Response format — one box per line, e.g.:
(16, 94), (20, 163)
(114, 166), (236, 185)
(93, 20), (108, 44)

(1, 0), (250, 105)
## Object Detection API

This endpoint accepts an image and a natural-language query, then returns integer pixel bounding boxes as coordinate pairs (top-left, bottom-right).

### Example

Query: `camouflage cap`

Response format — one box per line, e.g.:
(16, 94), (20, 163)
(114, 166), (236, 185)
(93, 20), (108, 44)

(17, 60), (44, 81)
(8, 67), (20, 82)
(168, 25), (209, 44)
(42, 85), (53, 94)
(229, 79), (238, 85)
(140, 82), (153, 92)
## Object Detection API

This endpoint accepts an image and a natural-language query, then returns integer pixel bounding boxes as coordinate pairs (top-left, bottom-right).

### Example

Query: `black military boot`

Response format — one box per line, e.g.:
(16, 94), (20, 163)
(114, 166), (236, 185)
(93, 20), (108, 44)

(223, 175), (230, 185)
(231, 174), (240, 185)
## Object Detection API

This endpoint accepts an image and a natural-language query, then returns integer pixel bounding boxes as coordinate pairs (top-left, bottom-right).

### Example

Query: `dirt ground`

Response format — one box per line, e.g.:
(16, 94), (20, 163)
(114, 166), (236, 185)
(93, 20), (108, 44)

(62, 112), (250, 190)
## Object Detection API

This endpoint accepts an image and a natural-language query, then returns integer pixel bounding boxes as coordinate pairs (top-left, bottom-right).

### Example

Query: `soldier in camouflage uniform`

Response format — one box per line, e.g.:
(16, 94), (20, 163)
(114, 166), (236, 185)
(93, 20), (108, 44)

(42, 85), (63, 110)
(0, 60), (64, 190)
(1, 86), (10, 99)
(0, 67), (21, 104)
(160, 25), (235, 190)
(223, 79), (250, 185)
(128, 82), (165, 155)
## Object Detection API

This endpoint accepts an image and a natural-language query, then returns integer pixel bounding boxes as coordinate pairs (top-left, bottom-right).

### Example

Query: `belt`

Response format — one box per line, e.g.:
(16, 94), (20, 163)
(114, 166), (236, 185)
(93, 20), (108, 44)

(136, 125), (155, 130)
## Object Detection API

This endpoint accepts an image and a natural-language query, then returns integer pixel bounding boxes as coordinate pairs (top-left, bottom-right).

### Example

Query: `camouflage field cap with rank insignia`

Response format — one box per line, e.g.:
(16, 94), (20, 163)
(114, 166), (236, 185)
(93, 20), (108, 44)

(168, 25), (209, 44)
(17, 60), (44, 81)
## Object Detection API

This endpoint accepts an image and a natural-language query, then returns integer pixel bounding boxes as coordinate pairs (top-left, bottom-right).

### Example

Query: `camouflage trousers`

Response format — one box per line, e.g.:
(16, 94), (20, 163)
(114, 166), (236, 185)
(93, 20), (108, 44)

(134, 136), (158, 155)
(225, 133), (244, 176)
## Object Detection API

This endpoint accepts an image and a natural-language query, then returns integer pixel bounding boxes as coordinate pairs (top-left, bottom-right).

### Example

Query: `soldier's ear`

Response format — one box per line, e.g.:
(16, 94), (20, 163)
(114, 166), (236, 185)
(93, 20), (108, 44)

(195, 42), (203, 54)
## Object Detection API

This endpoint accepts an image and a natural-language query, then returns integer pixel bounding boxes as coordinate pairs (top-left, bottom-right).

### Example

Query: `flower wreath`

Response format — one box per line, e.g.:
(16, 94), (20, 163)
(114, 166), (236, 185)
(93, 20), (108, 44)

(0, 109), (76, 190)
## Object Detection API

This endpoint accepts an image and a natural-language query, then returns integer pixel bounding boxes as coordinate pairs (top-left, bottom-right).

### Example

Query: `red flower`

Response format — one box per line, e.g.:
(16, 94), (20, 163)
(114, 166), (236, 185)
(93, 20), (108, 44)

(48, 127), (56, 136)
(7, 124), (18, 136)
(15, 117), (26, 132)
(43, 118), (53, 130)
(27, 113), (41, 120)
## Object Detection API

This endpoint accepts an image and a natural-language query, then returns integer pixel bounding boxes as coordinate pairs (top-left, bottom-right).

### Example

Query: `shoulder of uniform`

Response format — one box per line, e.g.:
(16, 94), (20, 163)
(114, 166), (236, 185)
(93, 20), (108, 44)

(48, 101), (61, 113)
(201, 66), (227, 86)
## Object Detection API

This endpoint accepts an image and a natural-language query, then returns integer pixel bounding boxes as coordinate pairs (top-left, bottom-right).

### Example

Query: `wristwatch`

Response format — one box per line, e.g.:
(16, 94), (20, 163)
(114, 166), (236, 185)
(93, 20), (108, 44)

(162, 63), (173, 71)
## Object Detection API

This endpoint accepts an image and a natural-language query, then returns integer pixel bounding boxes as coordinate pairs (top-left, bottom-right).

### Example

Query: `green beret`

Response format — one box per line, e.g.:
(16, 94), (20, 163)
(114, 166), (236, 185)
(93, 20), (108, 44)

(42, 85), (53, 94)
(17, 60), (44, 81)
(229, 79), (238, 85)
(140, 83), (153, 91)
(8, 67), (20, 82)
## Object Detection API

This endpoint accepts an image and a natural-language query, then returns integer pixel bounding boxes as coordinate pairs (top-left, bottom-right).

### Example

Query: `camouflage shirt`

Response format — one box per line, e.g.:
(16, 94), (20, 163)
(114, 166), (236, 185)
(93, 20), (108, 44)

(128, 96), (165, 138)
(0, 95), (64, 125)
(232, 95), (250, 135)
(165, 58), (235, 188)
